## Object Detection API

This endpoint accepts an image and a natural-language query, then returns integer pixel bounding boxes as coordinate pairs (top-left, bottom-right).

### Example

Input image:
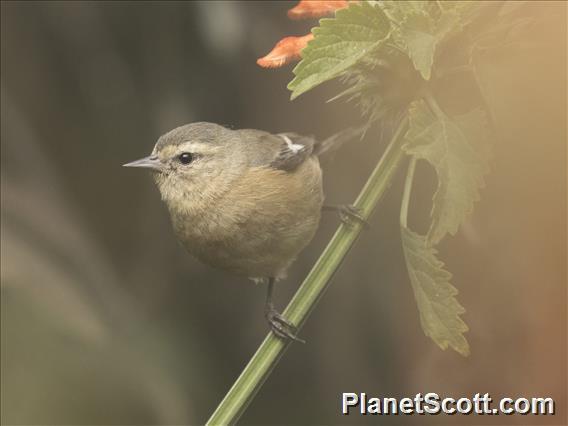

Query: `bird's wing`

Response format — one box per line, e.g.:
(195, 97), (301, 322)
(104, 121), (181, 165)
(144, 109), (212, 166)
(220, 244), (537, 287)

(269, 132), (316, 171)
(238, 129), (316, 172)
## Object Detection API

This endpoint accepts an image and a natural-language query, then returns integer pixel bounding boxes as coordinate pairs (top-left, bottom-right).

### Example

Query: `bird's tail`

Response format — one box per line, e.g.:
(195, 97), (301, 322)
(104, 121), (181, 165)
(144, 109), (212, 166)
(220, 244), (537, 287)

(313, 126), (365, 157)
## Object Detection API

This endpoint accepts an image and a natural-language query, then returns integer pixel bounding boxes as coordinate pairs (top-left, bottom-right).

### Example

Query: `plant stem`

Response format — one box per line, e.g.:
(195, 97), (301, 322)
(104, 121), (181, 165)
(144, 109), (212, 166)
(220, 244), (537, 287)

(400, 157), (417, 228)
(206, 118), (408, 426)
(424, 89), (446, 120)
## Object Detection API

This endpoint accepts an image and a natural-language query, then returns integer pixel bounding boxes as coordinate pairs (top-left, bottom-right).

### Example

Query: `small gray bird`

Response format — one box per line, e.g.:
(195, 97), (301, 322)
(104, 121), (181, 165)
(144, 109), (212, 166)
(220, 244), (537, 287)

(124, 122), (360, 342)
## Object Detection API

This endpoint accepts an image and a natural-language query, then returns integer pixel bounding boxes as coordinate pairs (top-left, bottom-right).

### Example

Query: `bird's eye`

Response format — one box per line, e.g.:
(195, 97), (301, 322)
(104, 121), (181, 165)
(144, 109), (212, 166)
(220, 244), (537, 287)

(178, 152), (193, 165)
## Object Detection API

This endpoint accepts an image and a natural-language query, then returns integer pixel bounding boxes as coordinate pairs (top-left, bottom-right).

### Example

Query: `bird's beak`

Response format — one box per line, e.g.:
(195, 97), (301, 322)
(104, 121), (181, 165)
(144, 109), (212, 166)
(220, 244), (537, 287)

(123, 155), (163, 172)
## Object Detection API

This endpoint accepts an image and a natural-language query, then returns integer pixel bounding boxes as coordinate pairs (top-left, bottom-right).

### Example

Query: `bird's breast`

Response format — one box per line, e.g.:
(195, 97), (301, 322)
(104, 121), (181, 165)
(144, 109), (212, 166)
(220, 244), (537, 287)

(168, 158), (324, 279)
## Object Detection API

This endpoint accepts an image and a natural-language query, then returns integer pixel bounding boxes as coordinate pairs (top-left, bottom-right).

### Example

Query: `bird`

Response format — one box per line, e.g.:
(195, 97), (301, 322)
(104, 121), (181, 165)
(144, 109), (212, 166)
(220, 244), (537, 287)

(124, 122), (361, 342)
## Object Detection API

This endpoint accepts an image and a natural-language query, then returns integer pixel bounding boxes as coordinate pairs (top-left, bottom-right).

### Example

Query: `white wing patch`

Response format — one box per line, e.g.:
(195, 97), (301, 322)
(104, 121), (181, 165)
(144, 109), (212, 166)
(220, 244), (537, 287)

(280, 134), (305, 154)
(269, 132), (314, 171)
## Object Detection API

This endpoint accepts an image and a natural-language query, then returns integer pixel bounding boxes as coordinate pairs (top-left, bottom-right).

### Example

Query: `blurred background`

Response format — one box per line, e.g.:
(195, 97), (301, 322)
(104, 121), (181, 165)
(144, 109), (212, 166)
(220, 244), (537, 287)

(1, 1), (566, 425)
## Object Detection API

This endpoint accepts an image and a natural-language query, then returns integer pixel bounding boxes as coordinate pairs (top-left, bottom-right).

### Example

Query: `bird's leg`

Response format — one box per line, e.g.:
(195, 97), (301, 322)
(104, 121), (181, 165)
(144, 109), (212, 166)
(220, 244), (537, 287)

(264, 278), (305, 344)
(322, 204), (369, 228)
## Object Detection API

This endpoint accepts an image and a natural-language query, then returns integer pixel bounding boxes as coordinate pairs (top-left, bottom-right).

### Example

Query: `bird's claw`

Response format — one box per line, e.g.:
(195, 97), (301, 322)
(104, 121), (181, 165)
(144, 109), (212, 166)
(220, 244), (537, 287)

(265, 307), (305, 344)
(329, 204), (369, 228)
(339, 204), (367, 227)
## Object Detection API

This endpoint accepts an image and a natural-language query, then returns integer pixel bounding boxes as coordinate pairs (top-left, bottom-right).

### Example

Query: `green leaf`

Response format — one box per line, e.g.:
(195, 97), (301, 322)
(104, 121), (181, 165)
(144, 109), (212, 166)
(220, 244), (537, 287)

(401, 227), (470, 356)
(438, 0), (481, 25)
(379, 0), (431, 24)
(403, 100), (490, 244)
(395, 12), (437, 80)
(288, 2), (390, 100)
(394, 8), (459, 80)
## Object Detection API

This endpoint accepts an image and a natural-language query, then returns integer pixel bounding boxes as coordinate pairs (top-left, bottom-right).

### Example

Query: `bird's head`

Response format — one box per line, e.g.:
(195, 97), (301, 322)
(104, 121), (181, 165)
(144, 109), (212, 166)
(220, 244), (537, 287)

(124, 122), (246, 208)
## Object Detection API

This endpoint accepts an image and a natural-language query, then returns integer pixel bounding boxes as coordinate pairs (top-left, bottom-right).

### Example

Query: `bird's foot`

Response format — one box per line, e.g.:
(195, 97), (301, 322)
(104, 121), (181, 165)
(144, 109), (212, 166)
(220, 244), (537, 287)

(265, 305), (305, 344)
(323, 204), (369, 228)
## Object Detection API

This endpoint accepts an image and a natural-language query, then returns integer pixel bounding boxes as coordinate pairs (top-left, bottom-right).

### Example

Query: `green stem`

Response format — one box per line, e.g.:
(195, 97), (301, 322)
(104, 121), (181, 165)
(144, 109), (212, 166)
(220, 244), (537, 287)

(206, 118), (408, 426)
(424, 89), (446, 119)
(400, 157), (417, 228)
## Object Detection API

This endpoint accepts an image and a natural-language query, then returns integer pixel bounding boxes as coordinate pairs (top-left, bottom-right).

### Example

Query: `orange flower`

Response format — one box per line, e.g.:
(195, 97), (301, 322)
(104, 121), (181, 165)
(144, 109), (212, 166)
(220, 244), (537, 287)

(257, 1), (353, 69)
(256, 33), (314, 68)
(287, 0), (349, 20)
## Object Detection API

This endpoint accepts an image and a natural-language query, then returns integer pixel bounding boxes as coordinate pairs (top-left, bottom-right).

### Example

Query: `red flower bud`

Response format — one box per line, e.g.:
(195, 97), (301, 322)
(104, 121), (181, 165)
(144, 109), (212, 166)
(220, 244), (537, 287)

(287, 0), (349, 20)
(256, 33), (314, 68)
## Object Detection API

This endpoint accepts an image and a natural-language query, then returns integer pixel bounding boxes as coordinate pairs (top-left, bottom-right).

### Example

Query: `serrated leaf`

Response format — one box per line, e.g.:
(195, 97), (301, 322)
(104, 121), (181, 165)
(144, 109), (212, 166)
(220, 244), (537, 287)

(378, 0), (430, 24)
(395, 12), (437, 80)
(403, 100), (490, 244)
(401, 227), (470, 356)
(438, 1), (481, 25)
(288, 2), (390, 100)
(394, 8), (461, 80)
